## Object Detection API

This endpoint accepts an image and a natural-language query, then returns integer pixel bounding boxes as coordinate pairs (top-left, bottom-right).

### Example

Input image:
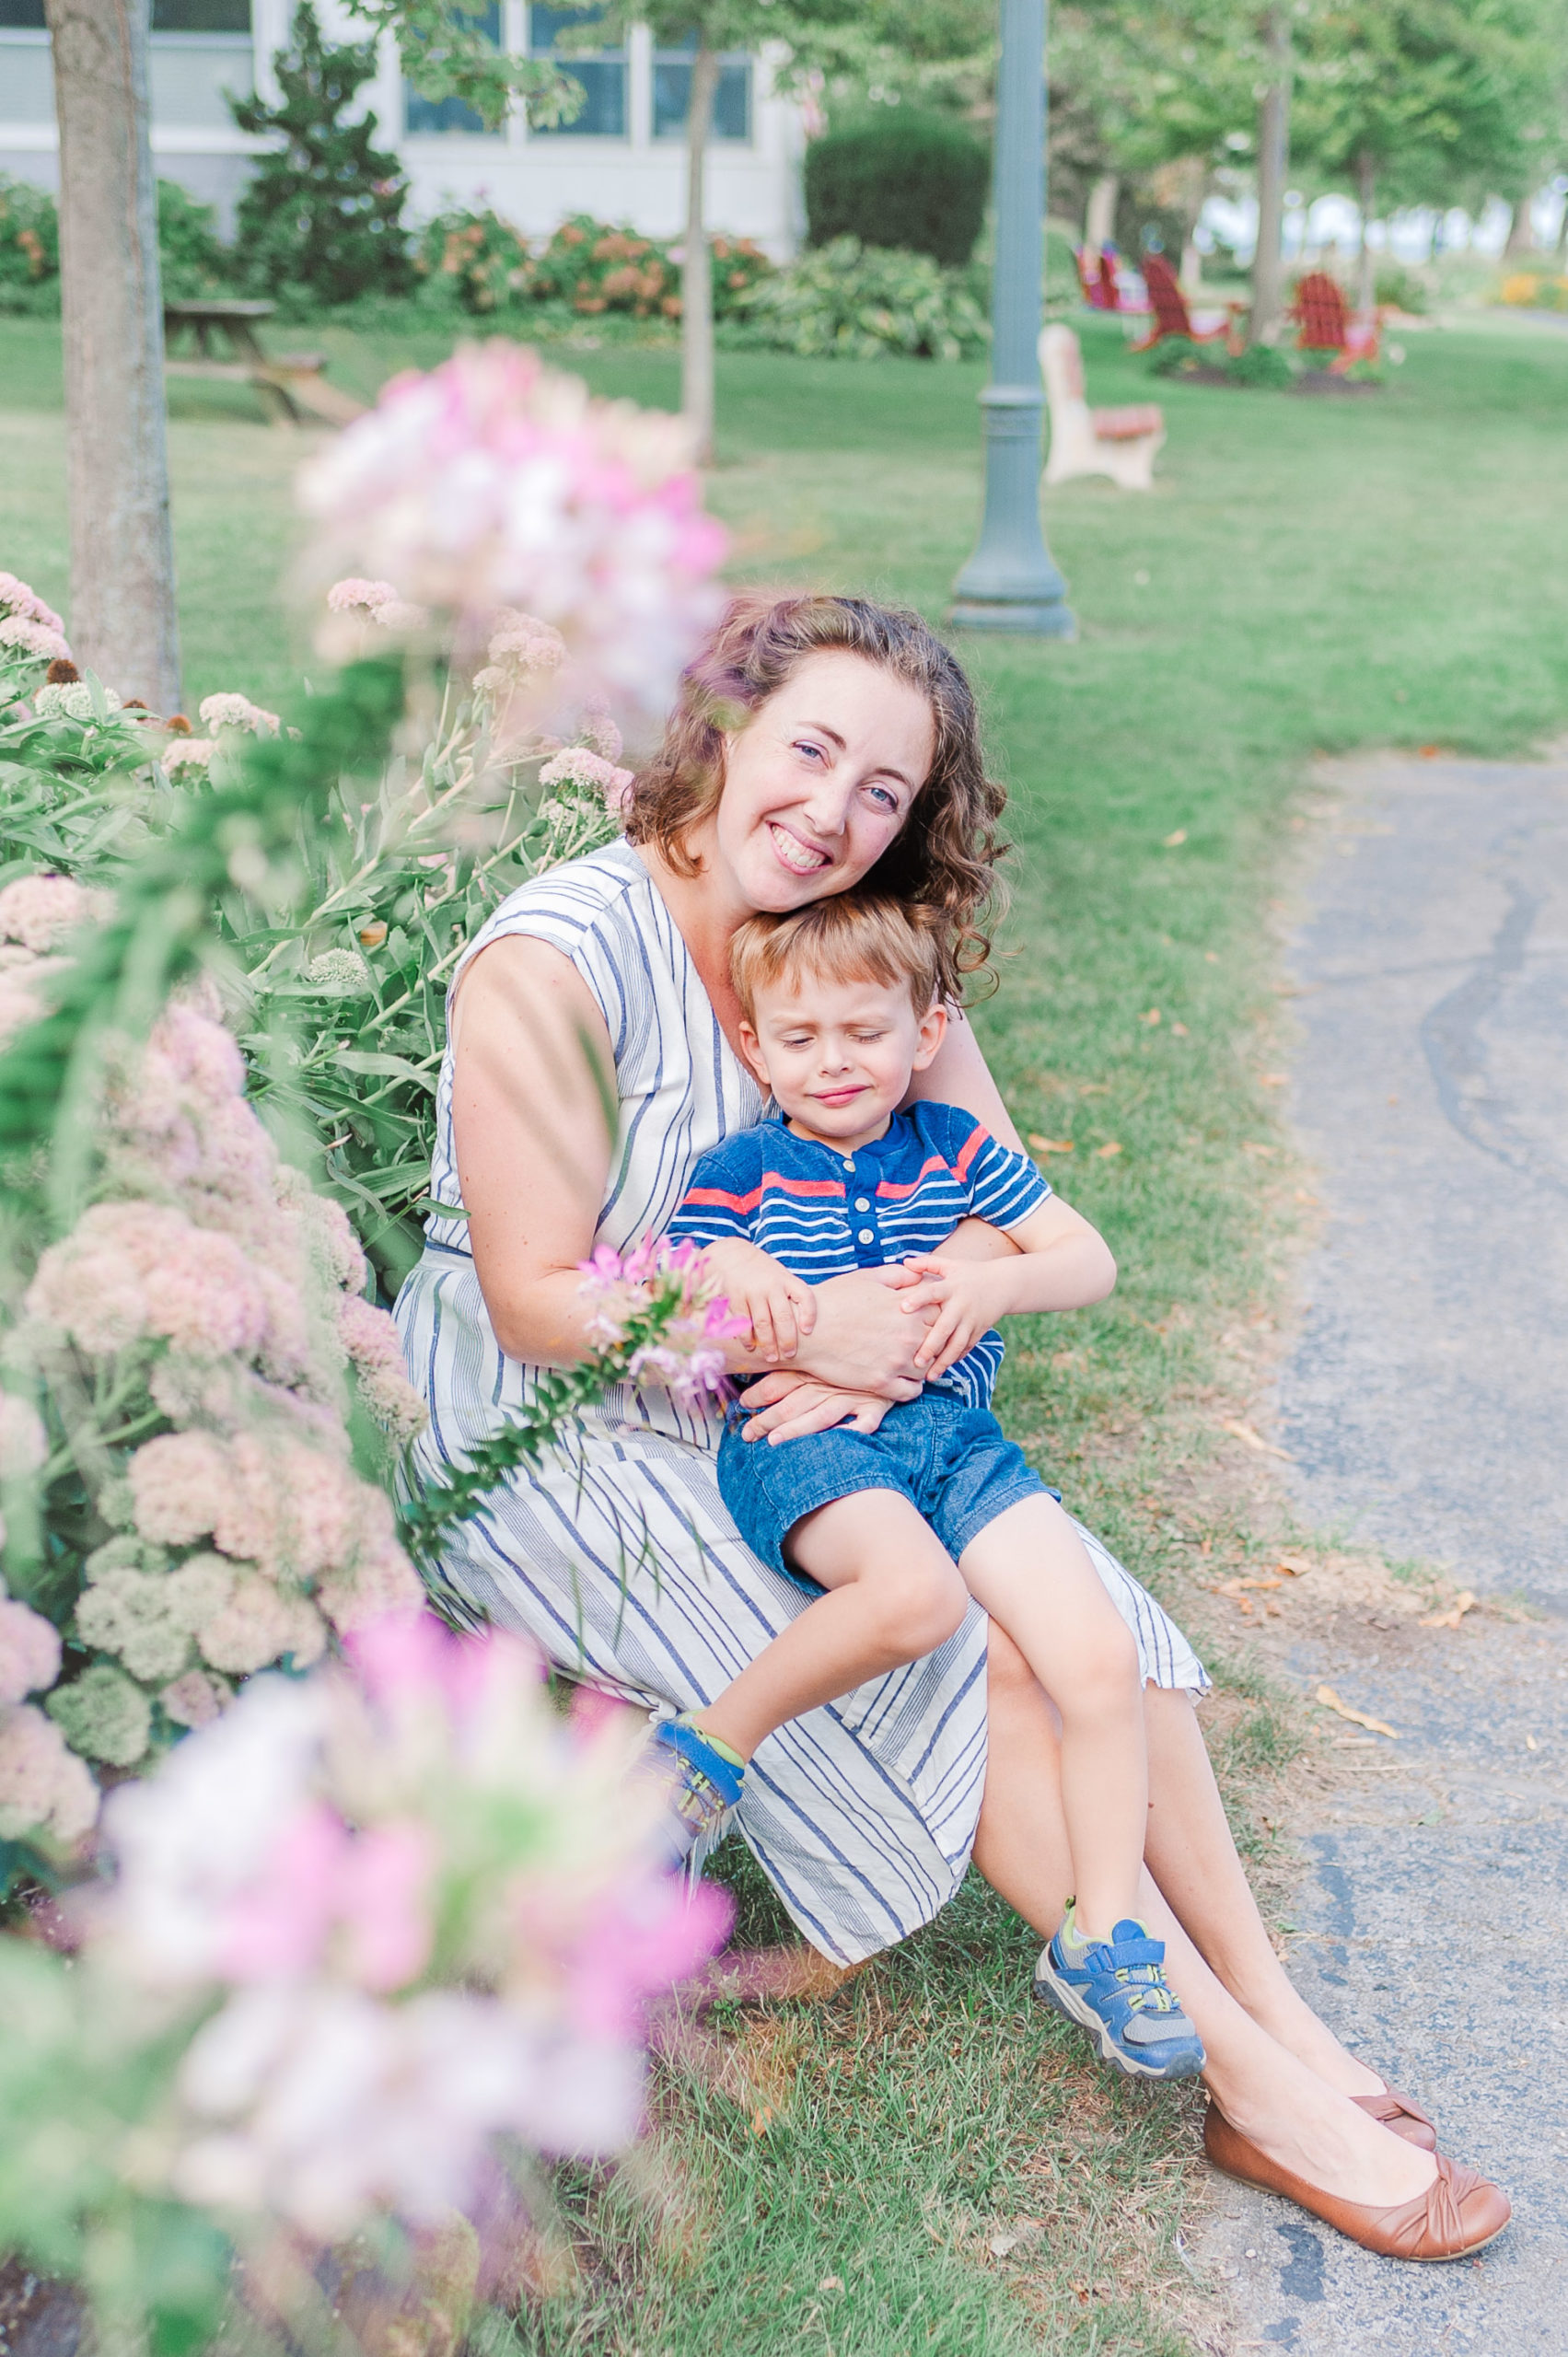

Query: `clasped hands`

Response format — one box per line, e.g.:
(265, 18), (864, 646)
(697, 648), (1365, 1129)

(701, 1236), (1010, 1446)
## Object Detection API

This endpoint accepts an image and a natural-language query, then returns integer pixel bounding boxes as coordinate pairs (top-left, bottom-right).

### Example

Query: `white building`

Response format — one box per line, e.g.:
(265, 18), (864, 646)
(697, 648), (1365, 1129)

(0, 1), (807, 255)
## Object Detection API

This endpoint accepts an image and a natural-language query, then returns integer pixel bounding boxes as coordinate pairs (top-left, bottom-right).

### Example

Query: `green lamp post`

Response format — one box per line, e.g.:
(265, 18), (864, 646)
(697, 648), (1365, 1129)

(949, 0), (1074, 638)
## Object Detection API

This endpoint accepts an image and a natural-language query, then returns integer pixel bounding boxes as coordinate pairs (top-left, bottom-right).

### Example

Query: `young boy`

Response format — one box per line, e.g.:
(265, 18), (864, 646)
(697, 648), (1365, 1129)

(651, 895), (1203, 2083)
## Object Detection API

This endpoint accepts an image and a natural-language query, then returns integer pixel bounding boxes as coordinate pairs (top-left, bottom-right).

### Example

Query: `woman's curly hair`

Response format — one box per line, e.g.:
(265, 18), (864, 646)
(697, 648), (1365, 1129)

(622, 592), (1008, 998)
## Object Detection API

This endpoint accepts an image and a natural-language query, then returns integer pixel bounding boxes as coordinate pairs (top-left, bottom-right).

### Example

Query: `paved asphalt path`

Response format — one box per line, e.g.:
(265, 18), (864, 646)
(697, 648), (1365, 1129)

(1194, 756), (1568, 2354)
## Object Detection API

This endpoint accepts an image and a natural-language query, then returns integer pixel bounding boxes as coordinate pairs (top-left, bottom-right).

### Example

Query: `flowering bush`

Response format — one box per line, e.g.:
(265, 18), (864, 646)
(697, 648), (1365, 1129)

(0, 342), (735, 2336)
(0, 1613), (728, 2350)
(412, 209), (773, 326)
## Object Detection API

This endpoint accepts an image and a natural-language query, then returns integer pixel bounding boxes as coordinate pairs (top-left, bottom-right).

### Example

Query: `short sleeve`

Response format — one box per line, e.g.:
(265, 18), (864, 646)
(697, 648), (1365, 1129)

(667, 1136), (762, 1248)
(952, 1118), (1051, 1229)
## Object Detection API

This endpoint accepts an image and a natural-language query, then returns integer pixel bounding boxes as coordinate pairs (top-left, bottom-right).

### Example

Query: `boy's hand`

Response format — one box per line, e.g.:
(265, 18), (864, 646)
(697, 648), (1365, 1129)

(699, 1238), (817, 1364)
(737, 1371), (894, 1443)
(896, 1255), (1008, 1381)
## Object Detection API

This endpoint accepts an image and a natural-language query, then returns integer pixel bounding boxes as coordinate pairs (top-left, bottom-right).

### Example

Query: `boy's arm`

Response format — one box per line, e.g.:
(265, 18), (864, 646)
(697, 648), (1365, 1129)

(898, 1195), (1117, 1380)
(695, 1236), (818, 1366)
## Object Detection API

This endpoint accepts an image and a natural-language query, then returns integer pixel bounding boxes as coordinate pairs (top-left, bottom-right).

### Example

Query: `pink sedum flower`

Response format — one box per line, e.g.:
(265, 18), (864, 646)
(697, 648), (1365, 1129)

(0, 1594), (62, 1707)
(539, 745), (635, 817)
(0, 873), (108, 954)
(0, 570), (66, 636)
(297, 342), (727, 723)
(0, 1701), (99, 1843)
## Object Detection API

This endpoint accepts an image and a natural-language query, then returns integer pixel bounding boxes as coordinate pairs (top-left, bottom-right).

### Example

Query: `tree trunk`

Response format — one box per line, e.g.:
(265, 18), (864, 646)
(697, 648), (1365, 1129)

(46, 0), (180, 714)
(1355, 146), (1376, 316)
(680, 42), (720, 466)
(1084, 172), (1118, 255)
(1249, 5), (1291, 344)
(1504, 196), (1536, 256)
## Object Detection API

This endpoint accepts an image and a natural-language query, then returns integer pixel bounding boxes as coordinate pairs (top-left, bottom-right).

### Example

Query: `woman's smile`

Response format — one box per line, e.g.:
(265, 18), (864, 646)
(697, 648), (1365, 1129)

(766, 819), (833, 877)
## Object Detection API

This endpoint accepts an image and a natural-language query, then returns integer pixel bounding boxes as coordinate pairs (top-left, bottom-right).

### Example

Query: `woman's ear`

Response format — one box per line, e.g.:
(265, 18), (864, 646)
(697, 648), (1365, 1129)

(911, 1001), (948, 1071)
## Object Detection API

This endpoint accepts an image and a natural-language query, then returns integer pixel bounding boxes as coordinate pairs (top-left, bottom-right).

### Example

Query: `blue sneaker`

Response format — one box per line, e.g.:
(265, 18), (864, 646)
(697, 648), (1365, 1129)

(1033, 1908), (1206, 2081)
(643, 1714), (745, 1871)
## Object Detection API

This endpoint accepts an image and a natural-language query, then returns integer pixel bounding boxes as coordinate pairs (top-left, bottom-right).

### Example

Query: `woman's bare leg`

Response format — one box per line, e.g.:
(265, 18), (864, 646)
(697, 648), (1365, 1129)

(1142, 1688), (1388, 2096)
(973, 1630), (1434, 2208)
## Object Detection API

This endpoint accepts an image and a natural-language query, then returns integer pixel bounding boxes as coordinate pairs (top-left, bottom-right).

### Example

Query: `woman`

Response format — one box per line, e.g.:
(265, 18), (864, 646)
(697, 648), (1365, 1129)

(397, 594), (1506, 2260)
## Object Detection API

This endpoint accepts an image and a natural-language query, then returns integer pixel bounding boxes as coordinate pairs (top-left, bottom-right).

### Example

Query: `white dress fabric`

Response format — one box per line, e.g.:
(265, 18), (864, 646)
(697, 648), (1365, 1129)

(394, 841), (1209, 1966)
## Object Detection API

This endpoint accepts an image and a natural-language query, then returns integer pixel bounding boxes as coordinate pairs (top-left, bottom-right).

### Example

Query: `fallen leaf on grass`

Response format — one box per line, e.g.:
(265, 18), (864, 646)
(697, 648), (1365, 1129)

(1162, 829), (1188, 847)
(817, 2276), (843, 2293)
(1171, 1020), (1190, 1036)
(1215, 1573), (1283, 1596)
(1140, 1007), (1162, 1025)
(988, 2234), (1021, 2259)
(1420, 1589), (1477, 1630)
(1221, 1417), (1293, 1459)
(1275, 1555), (1311, 1575)
(1316, 1684), (1399, 1739)
(1094, 1141), (1123, 1158)
(749, 2104), (775, 2135)
(1028, 1133), (1074, 1155)
(1259, 1072), (1288, 1087)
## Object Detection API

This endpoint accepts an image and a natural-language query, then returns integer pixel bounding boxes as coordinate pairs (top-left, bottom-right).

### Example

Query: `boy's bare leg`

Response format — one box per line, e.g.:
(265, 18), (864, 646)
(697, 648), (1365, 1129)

(695, 1491), (970, 1762)
(958, 1493), (1147, 1942)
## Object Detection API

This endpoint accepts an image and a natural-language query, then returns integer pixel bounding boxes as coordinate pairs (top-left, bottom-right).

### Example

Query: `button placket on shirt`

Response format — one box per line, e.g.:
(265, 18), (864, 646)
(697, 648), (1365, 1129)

(841, 1154), (881, 1265)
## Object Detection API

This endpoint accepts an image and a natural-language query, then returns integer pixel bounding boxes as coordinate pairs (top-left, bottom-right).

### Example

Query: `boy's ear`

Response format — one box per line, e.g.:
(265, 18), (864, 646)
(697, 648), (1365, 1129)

(911, 1001), (948, 1071)
(737, 1019), (771, 1088)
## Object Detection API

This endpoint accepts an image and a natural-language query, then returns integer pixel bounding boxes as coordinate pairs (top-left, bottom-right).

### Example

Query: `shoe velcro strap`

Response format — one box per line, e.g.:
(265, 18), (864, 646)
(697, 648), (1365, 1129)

(1099, 1938), (1166, 1972)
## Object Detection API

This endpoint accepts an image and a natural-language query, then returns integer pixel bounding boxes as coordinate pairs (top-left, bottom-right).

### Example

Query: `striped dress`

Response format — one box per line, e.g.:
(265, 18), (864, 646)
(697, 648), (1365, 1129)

(394, 841), (1209, 1968)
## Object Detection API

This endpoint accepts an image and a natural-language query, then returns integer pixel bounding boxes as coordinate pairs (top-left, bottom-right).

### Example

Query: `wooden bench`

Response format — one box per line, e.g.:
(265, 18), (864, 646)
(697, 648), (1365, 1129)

(1040, 324), (1165, 491)
(162, 298), (365, 427)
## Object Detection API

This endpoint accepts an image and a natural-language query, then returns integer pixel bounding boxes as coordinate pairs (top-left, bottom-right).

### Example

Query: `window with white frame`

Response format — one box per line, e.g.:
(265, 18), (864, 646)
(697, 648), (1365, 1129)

(528, 3), (627, 138)
(652, 28), (750, 145)
(0, 0), (253, 126)
(405, 0), (504, 134)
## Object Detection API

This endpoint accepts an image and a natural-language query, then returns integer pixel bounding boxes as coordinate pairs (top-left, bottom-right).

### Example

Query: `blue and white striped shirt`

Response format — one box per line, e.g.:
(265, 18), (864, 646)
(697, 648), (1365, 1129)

(668, 1102), (1051, 1409)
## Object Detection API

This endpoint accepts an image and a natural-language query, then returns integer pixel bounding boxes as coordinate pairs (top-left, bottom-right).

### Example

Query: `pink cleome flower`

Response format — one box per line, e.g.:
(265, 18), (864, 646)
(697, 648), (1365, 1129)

(297, 341), (728, 722)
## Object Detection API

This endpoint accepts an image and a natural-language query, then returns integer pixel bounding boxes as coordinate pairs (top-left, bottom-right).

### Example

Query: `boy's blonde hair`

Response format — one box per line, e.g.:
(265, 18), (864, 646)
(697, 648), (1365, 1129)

(729, 896), (945, 1027)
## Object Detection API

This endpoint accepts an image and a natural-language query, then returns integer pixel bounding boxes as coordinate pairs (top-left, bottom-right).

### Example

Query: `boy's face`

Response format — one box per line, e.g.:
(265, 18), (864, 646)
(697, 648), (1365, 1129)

(739, 972), (947, 1149)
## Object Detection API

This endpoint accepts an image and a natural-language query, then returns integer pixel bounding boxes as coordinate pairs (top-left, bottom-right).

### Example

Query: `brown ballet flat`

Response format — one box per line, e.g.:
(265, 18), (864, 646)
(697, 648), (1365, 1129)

(1204, 2104), (1510, 2261)
(1351, 2082), (1438, 2152)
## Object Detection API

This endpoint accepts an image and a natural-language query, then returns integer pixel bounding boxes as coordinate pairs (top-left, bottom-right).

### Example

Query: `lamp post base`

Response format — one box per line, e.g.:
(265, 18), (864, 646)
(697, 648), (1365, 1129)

(948, 385), (1076, 641)
(948, 593), (1077, 639)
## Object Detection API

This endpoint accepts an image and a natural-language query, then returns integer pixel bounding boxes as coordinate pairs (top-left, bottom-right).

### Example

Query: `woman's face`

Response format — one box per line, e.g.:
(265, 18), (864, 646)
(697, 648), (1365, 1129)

(700, 650), (936, 914)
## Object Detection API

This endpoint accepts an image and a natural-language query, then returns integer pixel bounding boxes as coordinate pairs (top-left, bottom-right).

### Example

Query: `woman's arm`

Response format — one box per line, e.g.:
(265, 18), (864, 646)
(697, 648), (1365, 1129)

(452, 935), (929, 1396)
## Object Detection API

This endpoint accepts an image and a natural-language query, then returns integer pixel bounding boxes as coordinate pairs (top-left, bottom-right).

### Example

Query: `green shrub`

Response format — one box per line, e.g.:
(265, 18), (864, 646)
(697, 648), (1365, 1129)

(229, 0), (411, 307)
(721, 236), (989, 361)
(1225, 340), (1294, 389)
(0, 173), (59, 314)
(805, 109), (989, 268)
(1149, 335), (1294, 389)
(1374, 261), (1430, 315)
(156, 178), (232, 297)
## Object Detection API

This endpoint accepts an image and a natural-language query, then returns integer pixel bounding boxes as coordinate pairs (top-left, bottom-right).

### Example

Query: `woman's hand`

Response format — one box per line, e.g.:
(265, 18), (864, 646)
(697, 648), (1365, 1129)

(734, 1370), (896, 1443)
(790, 1266), (933, 1398)
(700, 1238), (817, 1365)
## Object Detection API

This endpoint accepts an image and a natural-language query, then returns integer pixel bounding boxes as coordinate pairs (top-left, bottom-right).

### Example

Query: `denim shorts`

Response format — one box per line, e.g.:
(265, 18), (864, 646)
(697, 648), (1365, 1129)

(717, 1387), (1055, 1593)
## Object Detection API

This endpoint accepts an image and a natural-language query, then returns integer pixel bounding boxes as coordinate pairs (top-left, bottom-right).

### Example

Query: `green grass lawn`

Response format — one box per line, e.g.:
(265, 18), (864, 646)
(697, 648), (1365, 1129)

(4, 310), (1566, 2353)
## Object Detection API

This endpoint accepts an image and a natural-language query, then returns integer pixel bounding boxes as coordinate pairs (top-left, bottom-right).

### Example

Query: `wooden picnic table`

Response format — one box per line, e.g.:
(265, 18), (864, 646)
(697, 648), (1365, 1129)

(162, 297), (364, 428)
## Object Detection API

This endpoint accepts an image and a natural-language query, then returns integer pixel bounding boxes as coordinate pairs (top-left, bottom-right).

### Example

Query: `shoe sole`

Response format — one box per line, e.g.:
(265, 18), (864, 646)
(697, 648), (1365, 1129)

(1203, 2155), (1512, 2262)
(1033, 1956), (1206, 2083)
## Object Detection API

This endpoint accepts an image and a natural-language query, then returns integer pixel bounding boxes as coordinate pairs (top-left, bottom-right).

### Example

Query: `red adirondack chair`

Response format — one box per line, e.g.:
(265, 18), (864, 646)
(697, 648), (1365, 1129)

(1290, 272), (1382, 371)
(1074, 248), (1121, 311)
(1130, 253), (1245, 354)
